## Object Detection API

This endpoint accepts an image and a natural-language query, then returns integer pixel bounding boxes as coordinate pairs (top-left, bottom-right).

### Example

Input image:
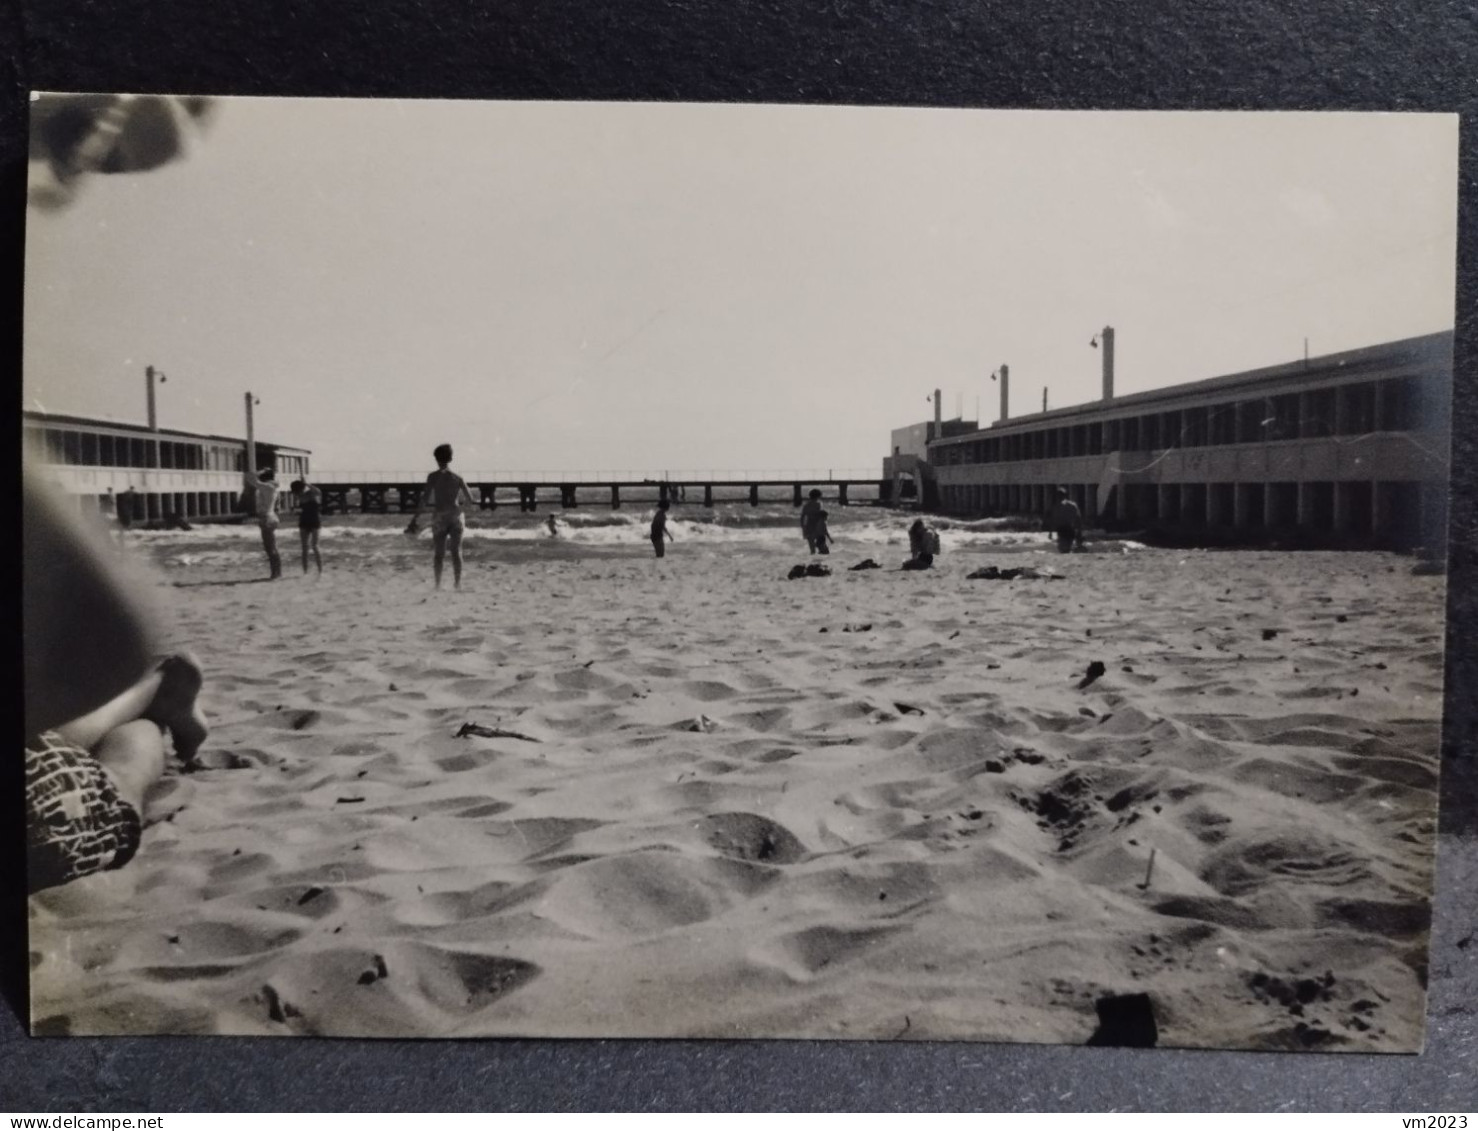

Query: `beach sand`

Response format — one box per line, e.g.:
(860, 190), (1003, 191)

(28, 528), (1445, 1049)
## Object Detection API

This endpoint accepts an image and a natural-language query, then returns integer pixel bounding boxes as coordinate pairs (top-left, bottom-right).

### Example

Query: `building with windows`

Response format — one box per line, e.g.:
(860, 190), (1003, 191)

(23, 410), (312, 522)
(904, 331), (1451, 547)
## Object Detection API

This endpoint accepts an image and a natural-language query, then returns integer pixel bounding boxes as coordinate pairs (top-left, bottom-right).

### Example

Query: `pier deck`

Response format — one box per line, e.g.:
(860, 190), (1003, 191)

(309, 474), (885, 514)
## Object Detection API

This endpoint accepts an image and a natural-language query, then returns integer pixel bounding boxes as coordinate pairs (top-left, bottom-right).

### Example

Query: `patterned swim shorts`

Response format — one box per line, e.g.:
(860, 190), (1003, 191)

(25, 731), (143, 894)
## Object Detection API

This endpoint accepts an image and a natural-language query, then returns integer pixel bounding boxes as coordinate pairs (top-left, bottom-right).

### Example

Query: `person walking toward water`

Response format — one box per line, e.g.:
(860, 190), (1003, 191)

(800, 489), (823, 553)
(291, 479), (323, 575)
(651, 500), (674, 558)
(243, 464), (282, 579)
(1049, 487), (1083, 553)
(406, 443), (474, 589)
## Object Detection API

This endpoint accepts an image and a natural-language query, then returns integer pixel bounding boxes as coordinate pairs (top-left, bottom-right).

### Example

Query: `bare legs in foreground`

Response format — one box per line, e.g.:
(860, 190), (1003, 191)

(54, 654), (209, 811)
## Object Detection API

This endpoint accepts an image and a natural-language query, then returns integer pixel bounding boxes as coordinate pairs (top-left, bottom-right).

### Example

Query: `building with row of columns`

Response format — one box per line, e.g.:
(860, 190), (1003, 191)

(905, 331), (1451, 547)
(23, 410), (312, 523)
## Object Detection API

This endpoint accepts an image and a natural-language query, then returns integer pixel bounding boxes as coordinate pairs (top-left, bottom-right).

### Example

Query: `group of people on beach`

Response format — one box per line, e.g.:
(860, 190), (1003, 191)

(115, 434), (1089, 591)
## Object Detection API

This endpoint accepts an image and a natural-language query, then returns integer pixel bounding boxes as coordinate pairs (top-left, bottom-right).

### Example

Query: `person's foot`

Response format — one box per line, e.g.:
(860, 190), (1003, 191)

(145, 653), (210, 763)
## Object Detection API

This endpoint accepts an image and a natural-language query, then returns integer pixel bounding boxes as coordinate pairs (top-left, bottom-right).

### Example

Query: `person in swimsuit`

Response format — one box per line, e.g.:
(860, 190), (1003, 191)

(115, 485), (136, 550)
(243, 463), (282, 579)
(813, 508), (832, 555)
(23, 470), (210, 893)
(800, 489), (823, 553)
(407, 443), (474, 589)
(1049, 487), (1083, 553)
(291, 479), (323, 575)
(651, 500), (674, 557)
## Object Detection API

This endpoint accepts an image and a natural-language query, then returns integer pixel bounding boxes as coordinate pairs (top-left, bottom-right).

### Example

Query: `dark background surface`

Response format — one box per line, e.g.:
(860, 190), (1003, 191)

(2, 0), (1475, 1111)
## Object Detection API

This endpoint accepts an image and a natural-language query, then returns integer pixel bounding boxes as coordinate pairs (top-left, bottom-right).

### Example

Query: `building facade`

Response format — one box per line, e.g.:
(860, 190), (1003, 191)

(23, 410), (312, 522)
(915, 332), (1451, 547)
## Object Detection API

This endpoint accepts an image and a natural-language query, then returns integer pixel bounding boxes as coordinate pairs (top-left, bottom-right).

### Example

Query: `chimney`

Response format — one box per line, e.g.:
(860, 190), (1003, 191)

(1101, 325), (1115, 401)
(933, 388), (942, 439)
(999, 365), (1009, 423)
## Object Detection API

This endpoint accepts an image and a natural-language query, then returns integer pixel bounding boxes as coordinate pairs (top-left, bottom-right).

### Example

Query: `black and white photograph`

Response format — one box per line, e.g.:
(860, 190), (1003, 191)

(21, 96), (1458, 1050)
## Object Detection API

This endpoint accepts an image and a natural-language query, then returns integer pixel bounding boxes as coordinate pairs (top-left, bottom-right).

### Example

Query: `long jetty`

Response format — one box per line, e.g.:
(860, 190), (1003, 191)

(310, 472), (884, 515)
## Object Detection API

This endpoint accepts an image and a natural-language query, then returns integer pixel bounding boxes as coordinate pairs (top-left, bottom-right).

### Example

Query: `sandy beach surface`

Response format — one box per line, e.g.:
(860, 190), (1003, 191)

(28, 509), (1445, 1049)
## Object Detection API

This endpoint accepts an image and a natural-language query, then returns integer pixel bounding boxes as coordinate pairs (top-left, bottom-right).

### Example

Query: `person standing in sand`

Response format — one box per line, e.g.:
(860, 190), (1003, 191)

(291, 479), (324, 575)
(243, 464), (283, 579)
(651, 500), (674, 558)
(406, 443), (475, 589)
(800, 488), (823, 553)
(1049, 487), (1083, 553)
(813, 508), (833, 555)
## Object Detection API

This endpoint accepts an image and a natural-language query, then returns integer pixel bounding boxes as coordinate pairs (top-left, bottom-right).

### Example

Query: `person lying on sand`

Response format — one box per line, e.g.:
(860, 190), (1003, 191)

(23, 470), (210, 894)
(1049, 487), (1083, 553)
(291, 478), (324, 575)
(651, 500), (674, 557)
(406, 443), (475, 590)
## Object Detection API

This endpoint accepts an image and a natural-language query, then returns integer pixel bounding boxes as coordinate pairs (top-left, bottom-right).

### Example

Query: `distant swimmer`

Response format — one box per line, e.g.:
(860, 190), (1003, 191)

(291, 479), (323, 575)
(546, 515), (559, 538)
(406, 443), (474, 589)
(800, 488), (824, 553)
(1049, 487), (1082, 554)
(243, 462), (282, 579)
(651, 500), (674, 558)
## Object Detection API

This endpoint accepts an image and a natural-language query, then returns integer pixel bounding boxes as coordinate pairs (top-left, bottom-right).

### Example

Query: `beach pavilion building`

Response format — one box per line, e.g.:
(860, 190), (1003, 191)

(22, 409), (312, 523)
(904, 331), (1452, 548)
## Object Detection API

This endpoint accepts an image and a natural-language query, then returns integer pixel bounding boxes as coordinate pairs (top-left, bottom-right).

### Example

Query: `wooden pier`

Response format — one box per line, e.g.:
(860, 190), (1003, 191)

(310, 476), (884, 515)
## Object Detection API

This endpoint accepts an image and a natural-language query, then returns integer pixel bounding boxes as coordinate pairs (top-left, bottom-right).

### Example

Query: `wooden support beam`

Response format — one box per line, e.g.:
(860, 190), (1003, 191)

(792, 483), (802, 507)
(749, 484), (759, 507)
(610, 485), (620, 509)
(838, 482), (849, 507)
(703, 484), (713, 507)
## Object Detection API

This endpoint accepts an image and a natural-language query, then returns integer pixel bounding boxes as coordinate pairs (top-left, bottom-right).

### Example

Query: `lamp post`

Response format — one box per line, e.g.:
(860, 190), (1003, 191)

(145, 365), (166, 516)
(243, 391), (261, 510)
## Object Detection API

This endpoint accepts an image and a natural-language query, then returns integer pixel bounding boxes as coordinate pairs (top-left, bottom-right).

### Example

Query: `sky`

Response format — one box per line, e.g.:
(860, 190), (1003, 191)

(23, 100), (1458, 475)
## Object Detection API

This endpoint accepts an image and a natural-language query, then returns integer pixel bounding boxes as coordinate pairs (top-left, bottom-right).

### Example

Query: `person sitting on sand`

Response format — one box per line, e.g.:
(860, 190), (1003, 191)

(813, 508), (832, 555)
(406, 443), (475, 589)
(23, 470), (210, 894)
(651, 500), (674, 558)
(906, 518), (935, 569)
(243, 463), (282, 579)
(290, 478), (323, 576)
(800, 488), (823, 553)
(1049, 487), (1082, 554)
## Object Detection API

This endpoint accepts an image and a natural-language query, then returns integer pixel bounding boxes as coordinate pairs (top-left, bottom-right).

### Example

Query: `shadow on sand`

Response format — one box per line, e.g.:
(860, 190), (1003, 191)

(171, 577), (277, 589)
